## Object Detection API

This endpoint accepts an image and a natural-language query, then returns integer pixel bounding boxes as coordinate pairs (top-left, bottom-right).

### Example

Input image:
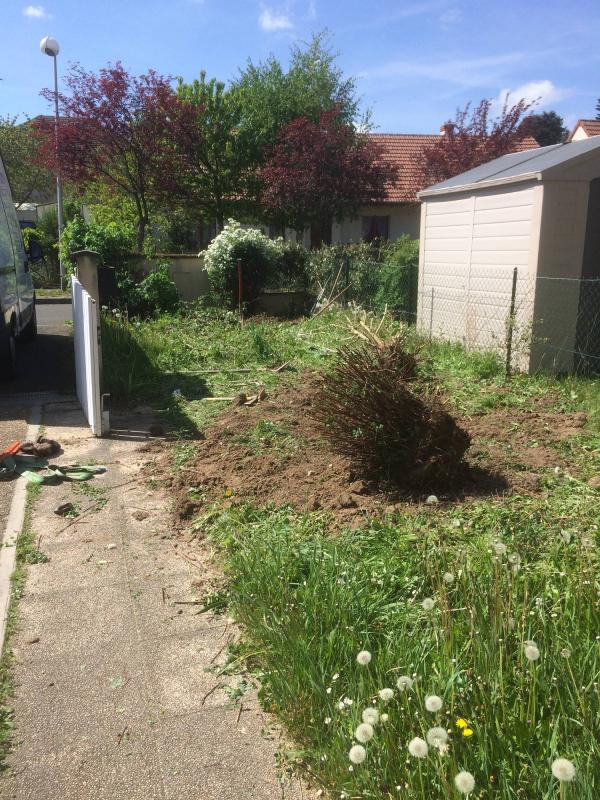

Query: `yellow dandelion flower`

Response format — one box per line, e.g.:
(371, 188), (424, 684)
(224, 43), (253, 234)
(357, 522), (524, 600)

(462, 728), (474, 738)
(455, 718), (468, 729)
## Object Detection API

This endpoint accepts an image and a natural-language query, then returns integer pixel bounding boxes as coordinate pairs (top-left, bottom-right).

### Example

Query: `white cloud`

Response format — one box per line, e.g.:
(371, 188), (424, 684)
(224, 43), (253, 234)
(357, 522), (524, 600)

(494, 80), (570, 113)
(307, 0), (317, 20)
(259, 7), (293, 31)
(23, 4), (51, 18)
(439, 7), (461, 26)
(360, 52), (528, 89)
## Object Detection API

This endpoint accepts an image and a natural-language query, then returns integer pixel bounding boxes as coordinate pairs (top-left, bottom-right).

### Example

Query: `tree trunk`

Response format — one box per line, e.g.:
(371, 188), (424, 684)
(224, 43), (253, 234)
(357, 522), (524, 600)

(136, 216), (147, 254)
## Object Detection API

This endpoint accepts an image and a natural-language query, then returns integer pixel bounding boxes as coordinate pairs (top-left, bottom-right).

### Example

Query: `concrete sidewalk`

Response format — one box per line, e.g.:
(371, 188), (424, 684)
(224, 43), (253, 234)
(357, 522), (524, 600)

(0, 403), (308, 800)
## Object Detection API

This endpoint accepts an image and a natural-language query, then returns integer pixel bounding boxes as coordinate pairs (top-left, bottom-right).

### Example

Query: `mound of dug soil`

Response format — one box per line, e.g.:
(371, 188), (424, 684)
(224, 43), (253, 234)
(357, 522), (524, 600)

(164, 373), (586, 528)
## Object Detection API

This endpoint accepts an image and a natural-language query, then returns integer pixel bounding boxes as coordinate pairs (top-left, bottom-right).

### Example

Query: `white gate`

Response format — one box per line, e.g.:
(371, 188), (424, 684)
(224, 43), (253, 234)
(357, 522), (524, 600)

(72, 276), (107, 436)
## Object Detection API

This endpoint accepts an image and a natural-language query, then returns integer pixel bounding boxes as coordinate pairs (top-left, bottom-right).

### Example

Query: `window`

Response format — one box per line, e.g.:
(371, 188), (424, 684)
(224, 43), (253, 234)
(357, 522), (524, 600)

(361, 215), (389, 243)
(0, 196), (15, 271)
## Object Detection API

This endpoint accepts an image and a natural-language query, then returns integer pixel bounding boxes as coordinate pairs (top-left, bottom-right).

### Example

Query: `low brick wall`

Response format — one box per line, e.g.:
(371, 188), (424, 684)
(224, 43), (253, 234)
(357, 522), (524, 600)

(135, 255), (312, 315)
(134, 254), (210, 301)
(255, 289), (313, 317)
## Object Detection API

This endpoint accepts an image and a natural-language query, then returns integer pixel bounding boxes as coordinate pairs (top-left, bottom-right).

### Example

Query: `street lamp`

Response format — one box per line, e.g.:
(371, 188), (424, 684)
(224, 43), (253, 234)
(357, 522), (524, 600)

(40, 35), (65, 290)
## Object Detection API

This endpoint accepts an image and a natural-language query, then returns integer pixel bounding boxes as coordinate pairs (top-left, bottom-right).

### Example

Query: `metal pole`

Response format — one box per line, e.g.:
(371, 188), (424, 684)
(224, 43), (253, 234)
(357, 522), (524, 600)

(53, 54), (65, 291)
(429, 287), (434, 341)
(237, 258), (243, 323)
(343, 253), (350, 308)
(505, 267), (518, 379)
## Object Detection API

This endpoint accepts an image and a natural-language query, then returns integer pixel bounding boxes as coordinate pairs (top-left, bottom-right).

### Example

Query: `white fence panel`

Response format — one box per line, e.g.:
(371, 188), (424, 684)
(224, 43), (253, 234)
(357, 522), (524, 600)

(72, 277), (103, 436)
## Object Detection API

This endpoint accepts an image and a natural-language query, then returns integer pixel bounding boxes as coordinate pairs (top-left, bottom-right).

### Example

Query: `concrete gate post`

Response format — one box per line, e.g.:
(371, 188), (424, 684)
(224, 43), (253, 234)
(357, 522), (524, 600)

(72, 250), (101, 304)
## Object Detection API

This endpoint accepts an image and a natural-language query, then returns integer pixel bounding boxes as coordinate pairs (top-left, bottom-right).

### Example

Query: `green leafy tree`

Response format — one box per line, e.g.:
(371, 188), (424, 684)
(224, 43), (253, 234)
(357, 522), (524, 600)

(160, 72), (250, 230)
(0, 115), (54, 207)
(596, 97), (600, 120)
(525, 111), (568, 146)
(233, 33), (366, 210)
(60, 215), (136, 275)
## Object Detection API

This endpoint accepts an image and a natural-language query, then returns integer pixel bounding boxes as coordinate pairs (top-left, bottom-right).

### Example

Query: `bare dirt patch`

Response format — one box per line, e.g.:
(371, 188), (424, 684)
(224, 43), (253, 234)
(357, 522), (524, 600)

(160, 374), (587, 527)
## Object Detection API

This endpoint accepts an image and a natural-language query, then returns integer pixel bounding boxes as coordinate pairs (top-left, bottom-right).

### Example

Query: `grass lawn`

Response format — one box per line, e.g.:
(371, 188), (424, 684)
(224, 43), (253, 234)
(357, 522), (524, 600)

(103, 307), (600, 799)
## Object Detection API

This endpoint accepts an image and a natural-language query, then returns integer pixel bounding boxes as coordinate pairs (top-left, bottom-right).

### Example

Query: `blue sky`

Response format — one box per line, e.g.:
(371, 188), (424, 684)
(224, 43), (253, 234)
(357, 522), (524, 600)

(3, 0), (599, 133)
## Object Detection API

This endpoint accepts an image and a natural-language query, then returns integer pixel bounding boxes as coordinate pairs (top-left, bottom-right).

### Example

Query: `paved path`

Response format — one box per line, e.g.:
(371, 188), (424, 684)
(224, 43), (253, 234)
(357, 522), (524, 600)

(0, 403), (309, 800)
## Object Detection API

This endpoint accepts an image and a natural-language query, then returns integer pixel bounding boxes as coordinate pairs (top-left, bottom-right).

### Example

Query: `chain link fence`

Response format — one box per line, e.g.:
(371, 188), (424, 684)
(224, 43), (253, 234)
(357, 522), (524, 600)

(417, 272), (600, 377)
(313, 251), (600, 376)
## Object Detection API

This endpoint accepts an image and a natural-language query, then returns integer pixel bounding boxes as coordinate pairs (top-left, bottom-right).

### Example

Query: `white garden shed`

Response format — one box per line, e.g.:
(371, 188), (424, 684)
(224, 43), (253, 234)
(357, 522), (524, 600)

(416, 136), (600, 373)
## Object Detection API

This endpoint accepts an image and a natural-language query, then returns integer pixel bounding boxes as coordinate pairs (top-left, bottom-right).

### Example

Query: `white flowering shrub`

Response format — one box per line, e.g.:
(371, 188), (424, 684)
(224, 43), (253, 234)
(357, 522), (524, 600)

(204, 220), (279, 308)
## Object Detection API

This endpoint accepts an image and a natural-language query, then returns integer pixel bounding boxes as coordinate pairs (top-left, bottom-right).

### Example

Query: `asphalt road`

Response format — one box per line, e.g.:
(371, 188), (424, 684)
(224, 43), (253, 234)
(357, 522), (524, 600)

(0, 301), (74, 535)
(5, 301), (75, 396)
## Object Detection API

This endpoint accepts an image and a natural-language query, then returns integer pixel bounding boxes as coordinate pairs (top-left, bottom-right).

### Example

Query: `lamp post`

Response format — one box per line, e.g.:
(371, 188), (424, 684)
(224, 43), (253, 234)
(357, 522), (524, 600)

(40, 35), (65, 290)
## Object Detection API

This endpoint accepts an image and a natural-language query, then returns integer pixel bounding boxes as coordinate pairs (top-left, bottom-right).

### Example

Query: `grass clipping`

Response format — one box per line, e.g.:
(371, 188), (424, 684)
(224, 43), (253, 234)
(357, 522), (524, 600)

(312, 322), (470, 487)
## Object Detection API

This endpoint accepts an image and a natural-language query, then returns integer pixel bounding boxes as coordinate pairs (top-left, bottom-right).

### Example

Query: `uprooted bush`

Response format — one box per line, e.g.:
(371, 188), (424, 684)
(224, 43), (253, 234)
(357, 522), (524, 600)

(312, 331), (470, 487)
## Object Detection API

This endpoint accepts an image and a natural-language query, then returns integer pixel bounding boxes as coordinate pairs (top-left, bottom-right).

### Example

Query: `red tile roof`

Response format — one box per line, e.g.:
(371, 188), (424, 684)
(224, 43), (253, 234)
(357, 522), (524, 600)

(367, 132), (539, 203)
(568, 119), (600, 141)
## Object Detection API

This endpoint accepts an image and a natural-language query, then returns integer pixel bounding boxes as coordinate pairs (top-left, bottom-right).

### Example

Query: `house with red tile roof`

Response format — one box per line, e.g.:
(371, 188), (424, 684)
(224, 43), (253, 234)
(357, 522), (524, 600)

(328, 132), (539, 245)
(569, 119), (600, 142)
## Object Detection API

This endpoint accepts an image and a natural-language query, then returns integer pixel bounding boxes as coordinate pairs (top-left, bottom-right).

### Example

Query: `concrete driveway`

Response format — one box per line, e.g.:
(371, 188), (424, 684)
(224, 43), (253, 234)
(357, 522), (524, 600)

(0, 300), (75, 536)
(4, 300), (74, 395)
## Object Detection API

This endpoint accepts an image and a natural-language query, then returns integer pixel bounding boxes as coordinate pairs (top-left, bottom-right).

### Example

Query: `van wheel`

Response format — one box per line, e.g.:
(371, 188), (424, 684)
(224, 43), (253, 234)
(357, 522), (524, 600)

(0, 327), (17, 380)
(20, 306), (38, 342)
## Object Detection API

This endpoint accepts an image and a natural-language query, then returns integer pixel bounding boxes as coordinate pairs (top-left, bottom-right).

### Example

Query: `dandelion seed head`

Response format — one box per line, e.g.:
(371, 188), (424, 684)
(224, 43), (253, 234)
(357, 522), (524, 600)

(355, 723), (374, 743)
(356, 650), (372, 666)
(378, 688), (394, 702)
(551, 758), (575, 782)
(362, 708), (379, 726)
(443, 572), (455, 584)
(408, 737), (428, 758)
(425, 695), (443, 712)
(348, 744), (366, 764)
(508, 552), (521, 571)
(422, 597), (435, 611)
(324, 717), (331, 725)
(560, 648), (571, 658)
(524, 644), (540, 661)
(426, 726), (448, 748)
(493, 541), (507, 556)
(396, 675), (413, 691)
(426, 495), (438, 504)
(381, 713), (389, 723)
(454, 771), (476, 794)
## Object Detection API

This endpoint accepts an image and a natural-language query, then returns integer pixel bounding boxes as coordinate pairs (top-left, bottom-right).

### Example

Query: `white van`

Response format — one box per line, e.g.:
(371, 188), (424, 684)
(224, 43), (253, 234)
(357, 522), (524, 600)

(0, 154), (37, 379)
